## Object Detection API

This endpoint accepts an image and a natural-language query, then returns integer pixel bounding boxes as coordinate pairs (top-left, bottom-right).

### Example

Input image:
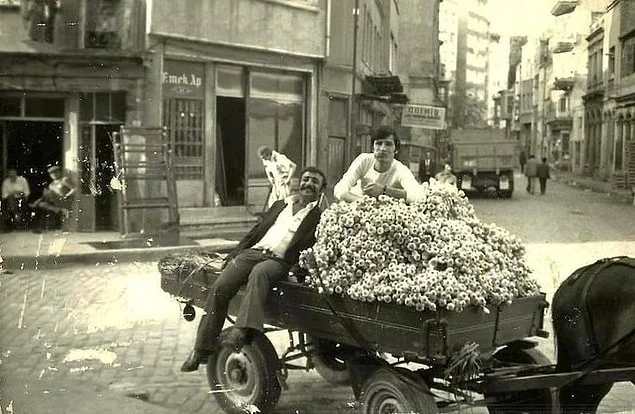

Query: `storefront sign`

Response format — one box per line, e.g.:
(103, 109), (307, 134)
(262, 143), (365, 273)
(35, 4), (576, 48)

(401, 104), (446, 130)
(163, 60), (205, 99)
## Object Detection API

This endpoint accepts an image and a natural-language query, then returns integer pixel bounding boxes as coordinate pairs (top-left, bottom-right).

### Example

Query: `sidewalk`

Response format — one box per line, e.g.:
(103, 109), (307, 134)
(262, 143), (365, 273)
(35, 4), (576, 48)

(551, 171), (634, 205)
(0, 230), (240, 270)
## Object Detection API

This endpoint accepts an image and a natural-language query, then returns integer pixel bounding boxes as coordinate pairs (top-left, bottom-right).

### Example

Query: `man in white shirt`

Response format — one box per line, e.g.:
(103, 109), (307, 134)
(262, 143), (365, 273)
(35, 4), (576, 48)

(2, 169), (30, 230)
(181, 167), (327, 372)
(258, 146), (297, 208)
(334, 126), (420, 203)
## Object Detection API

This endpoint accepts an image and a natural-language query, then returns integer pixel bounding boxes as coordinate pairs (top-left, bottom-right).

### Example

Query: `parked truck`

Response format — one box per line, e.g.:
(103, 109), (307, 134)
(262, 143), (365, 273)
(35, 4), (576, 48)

(450, 128), (517, 198)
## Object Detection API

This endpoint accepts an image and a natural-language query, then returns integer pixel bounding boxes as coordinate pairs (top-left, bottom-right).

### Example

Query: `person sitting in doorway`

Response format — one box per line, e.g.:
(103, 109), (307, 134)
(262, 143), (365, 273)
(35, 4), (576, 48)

(334, 126), (420, 203)
(180, 166), (327, 373)
(30, 166), (75, 231)
(1, 168), (31, 231)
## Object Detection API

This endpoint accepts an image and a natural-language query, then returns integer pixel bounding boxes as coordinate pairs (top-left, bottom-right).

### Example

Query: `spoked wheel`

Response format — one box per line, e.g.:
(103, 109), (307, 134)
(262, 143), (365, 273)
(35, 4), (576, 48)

(207, 330), (281, 414)
(308, 336), (352, 385)
(485, 346), (558, 413)
(360, 368), (438, 414)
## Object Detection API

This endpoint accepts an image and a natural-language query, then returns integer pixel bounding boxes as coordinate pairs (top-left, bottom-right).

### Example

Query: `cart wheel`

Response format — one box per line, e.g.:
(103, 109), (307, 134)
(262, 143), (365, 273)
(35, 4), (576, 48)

(497, 190), (513, 199)
(207, 330), (282, 414)
(360, 368), (438, 414)
(485, 346), (557, 414)
(308, 336), (352, 385)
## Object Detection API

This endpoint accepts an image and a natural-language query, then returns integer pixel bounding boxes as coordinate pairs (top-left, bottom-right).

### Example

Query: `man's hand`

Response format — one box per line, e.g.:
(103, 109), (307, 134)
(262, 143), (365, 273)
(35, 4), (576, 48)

(362, 182), (385, 197)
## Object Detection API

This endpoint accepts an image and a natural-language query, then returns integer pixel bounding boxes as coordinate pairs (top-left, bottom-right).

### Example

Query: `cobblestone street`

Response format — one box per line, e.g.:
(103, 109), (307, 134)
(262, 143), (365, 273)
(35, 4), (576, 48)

(1, 178), (635, 413)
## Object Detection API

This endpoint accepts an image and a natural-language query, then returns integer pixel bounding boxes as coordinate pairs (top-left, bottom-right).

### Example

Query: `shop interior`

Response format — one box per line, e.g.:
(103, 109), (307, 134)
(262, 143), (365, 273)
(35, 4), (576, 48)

(216, 96), (246, 206)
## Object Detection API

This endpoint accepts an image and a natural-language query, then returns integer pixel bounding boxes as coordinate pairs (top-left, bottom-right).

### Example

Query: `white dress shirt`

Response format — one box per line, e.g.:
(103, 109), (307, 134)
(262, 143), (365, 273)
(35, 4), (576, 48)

(253, 196), (318, 258)
(2, 176), (30, 199)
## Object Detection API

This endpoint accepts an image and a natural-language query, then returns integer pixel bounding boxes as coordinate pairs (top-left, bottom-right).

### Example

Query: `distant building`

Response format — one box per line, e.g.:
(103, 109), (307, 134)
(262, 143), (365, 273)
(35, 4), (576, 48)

(0, 0), (147, 232)
(582, 0), (635, 188)
(440, 0), (491, 129)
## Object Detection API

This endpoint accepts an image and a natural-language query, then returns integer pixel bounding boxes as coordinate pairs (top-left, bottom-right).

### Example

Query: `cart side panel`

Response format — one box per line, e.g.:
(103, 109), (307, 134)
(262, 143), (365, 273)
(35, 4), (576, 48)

(161, 271), (547, 358)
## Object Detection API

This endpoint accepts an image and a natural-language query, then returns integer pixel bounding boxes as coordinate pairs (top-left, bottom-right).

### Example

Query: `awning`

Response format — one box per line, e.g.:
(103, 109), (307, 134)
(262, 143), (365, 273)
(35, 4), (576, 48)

(551, 1), (578, 17)
(365, 75), (404, 95)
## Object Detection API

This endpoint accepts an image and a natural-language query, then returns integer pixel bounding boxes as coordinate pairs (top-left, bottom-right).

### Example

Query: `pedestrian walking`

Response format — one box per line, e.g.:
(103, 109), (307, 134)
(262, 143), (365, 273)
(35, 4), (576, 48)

(258, 146), (297, 208)
(537, 157), (551, 195)
(524, 155), (538, 195)
(418, 150), (437, 183)
(519, 151), (527, 174)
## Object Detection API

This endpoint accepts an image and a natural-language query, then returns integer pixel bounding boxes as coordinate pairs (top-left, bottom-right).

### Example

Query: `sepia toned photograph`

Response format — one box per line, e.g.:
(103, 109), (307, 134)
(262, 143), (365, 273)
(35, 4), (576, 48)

(1, 0), (635, 412)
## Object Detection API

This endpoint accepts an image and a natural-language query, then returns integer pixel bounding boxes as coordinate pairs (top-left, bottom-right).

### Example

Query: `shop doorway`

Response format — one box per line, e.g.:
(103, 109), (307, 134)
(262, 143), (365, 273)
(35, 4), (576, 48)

(94, 124), (119, 230)
(3, 121), (64, 203)
(216, 96), (246, 206)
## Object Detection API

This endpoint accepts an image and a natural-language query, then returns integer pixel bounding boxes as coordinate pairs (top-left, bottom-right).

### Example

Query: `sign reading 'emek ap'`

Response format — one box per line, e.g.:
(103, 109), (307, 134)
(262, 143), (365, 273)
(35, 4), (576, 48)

(162, 60), (205, 99)
(401, 104), (446, 130)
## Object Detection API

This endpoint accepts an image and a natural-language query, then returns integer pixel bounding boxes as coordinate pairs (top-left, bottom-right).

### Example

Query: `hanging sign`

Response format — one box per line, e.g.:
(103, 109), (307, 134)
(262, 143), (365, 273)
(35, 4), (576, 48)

(401, 104), (446, 130)
(163, 60), (205, 99)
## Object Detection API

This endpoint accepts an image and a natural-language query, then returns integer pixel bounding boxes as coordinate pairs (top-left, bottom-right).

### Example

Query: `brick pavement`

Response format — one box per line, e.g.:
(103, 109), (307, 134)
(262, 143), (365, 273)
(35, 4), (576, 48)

(2, 262), (634, 413)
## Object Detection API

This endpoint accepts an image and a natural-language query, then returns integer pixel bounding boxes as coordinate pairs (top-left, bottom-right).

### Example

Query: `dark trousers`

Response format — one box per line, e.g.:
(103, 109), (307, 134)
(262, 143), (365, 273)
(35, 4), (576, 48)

(539, 177), (547, 195)
(1, 196), (27, 230)
(194, 248), (289, 352)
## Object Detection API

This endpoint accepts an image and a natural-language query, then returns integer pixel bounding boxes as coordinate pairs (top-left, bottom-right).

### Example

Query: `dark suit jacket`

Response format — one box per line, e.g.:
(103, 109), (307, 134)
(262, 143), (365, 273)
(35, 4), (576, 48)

(536, 163), (551, 179)
(418, 159), (437, 181)
(228, 199), (322, 266)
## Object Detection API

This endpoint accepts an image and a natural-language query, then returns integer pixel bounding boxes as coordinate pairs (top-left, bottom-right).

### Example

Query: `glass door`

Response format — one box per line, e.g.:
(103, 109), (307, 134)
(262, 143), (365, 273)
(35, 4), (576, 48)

(246, 70), (306, 211)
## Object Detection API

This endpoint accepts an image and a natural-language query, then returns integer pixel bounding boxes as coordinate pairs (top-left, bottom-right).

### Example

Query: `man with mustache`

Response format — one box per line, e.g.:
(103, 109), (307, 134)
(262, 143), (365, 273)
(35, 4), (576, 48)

(181, 166), (327, 372)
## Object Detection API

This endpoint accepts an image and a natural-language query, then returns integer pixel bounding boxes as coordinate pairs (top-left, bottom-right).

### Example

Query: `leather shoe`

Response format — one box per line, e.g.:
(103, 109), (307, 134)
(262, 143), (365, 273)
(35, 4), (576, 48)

(180, 349), (209, 372)
(219, 328), (249, 351)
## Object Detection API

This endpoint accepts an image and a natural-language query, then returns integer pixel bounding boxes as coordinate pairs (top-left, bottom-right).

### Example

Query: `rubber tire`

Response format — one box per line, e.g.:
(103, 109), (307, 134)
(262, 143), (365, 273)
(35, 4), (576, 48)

(360, 367), (438, 414)
(485, 346), (557, 414)
(498, 190), (513, 199)
(308, 336), (352, 385)
(207, 330), (282, 414)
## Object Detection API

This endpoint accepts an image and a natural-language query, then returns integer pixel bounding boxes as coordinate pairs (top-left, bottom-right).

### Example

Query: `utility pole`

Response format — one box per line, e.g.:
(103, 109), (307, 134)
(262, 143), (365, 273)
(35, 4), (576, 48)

(347, 0), (360, 166)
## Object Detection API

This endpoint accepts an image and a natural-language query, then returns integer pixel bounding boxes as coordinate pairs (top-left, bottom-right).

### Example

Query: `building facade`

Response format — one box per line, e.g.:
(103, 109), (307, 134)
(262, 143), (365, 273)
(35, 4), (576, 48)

(147, 0), (326, 214)
(0, 0), (147, 232)
(582, 0), (635, 187)
(321, 0), (442, 184)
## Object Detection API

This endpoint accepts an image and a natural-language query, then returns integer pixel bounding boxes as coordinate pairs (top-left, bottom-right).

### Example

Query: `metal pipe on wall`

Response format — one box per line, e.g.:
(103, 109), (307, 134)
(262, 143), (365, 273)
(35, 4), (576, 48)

(325, 0), (331, 58)
(347, 0), (360, 166)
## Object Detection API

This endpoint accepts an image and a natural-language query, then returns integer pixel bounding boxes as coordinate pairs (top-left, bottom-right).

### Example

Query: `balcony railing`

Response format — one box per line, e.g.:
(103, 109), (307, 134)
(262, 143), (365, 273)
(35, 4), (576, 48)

(546, 102), (573, 129)
(552, 41), (575, 54)
(551, 0), (579, 16)
(554, 77), (575, 90)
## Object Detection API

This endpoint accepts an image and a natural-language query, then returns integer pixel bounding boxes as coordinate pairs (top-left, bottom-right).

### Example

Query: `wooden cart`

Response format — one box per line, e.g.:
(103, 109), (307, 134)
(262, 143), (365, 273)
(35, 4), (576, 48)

(159, 254), (635, 413)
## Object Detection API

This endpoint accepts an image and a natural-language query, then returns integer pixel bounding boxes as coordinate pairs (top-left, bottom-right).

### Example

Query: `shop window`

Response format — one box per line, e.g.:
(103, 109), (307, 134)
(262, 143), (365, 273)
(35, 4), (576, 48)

(85, 0), (122, 48)
(216, 65), (245, 98)
(0, 97), (22, 117)
(79, 92), (126, 122)
(24, 97), (65, 118)
(247, 71), (305, 181)
(163, 98), (204, 180)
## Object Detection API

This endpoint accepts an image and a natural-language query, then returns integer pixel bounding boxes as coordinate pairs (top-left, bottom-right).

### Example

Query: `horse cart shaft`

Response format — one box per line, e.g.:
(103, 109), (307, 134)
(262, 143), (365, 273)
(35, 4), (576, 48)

(484, 366), (635, 394)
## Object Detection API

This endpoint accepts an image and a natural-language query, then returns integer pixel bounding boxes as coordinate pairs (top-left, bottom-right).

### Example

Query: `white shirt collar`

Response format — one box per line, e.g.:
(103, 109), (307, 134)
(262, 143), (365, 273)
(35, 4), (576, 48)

(285, 194), (318, 211)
